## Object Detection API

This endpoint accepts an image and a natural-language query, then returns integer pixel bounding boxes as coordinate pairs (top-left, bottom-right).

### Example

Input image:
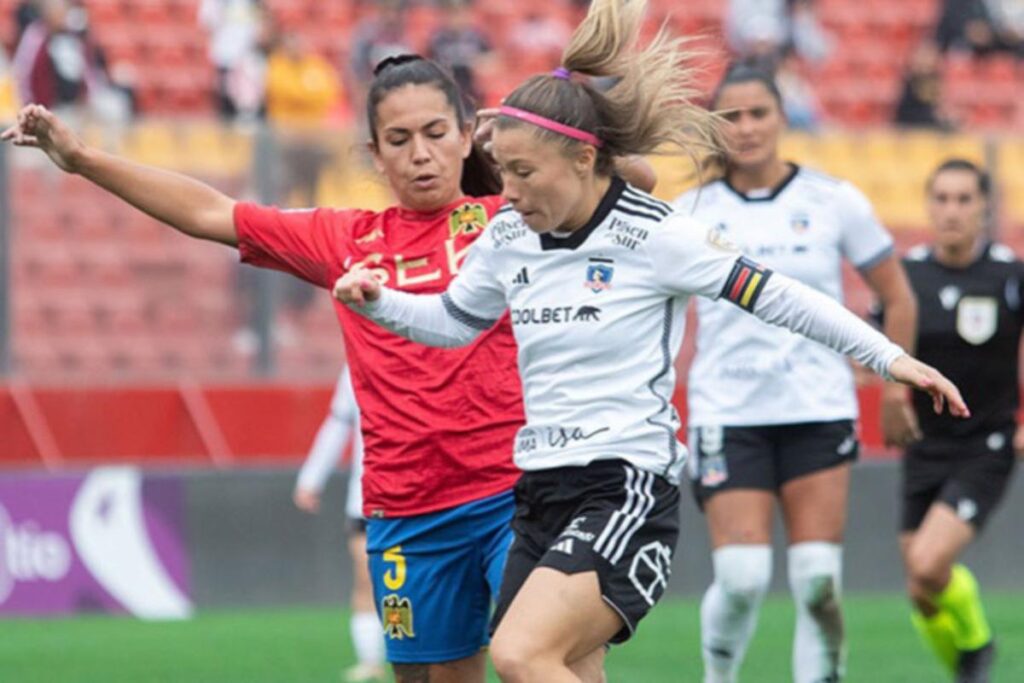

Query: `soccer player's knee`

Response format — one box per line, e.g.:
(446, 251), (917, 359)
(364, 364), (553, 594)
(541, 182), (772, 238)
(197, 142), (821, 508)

(713, 545), (772, 608)
(490, 633), (543, 682)
(788, 542), (842, 618)
(905, 546), (950, 595)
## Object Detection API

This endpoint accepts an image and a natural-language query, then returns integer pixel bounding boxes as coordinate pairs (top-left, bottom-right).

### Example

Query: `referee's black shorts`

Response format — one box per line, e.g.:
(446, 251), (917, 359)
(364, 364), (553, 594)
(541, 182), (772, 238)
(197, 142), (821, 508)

(902, 427), (1017, 532)
(491, 459), (680, 645)
(687, 420), (859, 507)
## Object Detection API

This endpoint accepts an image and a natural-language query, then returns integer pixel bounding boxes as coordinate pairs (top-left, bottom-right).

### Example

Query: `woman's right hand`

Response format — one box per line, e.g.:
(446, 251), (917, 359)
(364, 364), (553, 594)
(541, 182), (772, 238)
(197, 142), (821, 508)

(333, 268), (382, 307)
(1, 104), (86, 173)
(473, 107), (498, 160)
(888, 355), (969, 418)
(293, 487), (321, 514)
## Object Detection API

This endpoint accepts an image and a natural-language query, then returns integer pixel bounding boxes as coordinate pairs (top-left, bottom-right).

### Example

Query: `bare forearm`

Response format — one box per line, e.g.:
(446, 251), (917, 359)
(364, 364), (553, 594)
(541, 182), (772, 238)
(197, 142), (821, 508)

(882, 295), (917, 357)
(74, 146), (238, 246)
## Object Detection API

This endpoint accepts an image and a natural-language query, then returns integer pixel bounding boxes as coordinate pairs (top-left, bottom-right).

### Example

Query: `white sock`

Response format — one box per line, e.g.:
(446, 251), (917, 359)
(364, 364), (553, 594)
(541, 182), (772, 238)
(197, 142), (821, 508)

(701, 545), (772, 683)
(788, 542), (845, 683)
(350, 610), (384, 667)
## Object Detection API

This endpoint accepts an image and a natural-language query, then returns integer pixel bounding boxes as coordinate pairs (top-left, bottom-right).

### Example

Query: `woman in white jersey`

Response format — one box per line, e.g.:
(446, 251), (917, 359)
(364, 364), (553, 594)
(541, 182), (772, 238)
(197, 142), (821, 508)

(294, 366), (384, 683)
(673, 64), (920, 683)
(332, 3), (965, 680)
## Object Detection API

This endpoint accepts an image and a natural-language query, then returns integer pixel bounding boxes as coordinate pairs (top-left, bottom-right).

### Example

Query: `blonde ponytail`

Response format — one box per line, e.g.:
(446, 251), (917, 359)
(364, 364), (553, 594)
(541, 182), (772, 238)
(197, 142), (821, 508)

(497, 0), (724, 175)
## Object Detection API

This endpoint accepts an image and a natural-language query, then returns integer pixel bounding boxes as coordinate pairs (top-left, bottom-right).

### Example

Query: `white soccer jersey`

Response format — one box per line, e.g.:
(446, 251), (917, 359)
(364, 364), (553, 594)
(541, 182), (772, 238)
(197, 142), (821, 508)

(296, 366), (365, 519)
(674, 166), (894, 427)
(357, 178), (903, 482)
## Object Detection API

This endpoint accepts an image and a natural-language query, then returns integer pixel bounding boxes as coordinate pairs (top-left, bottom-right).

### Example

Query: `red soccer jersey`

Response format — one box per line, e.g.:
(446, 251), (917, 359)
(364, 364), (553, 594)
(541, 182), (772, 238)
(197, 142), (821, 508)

(235, 196), (524, 518)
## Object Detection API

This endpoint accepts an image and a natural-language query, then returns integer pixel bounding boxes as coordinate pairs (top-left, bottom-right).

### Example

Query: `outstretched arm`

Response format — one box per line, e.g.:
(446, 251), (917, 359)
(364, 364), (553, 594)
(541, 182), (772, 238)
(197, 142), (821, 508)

(332, 272), (492, 348)
(749, 268), (967, 418)
(2, 104), (237, 246)
(649, 216), (969, 419)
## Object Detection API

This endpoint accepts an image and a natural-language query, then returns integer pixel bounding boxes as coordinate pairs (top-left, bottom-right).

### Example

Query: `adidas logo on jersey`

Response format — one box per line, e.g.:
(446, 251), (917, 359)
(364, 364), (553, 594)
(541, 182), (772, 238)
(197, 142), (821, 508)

(551, 538), (574, 555)
(512, 267), (529, 286)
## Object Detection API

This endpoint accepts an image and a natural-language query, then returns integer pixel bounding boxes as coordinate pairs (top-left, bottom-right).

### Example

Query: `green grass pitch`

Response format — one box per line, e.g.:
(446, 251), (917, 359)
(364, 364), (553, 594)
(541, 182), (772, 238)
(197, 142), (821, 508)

(1, 593), (1020, 682)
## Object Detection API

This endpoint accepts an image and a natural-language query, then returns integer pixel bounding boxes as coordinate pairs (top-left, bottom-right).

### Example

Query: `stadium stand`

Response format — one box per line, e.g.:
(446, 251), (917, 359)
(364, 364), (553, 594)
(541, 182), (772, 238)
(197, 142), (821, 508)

(0, 0), (1021, 464)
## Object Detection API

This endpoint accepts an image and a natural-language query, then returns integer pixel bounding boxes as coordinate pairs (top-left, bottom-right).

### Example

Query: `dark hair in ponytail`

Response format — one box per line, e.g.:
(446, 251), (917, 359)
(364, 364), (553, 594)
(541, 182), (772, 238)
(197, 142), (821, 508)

(367, 55), (501, 197)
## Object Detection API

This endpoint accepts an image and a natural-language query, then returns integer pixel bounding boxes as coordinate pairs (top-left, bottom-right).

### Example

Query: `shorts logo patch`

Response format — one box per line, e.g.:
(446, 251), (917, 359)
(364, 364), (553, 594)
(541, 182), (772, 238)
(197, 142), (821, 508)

(700, 454), (728, 487)
(551, 538), (575, 555)
(559, 516), (596, 543)
(986, 432), (1006, 451)
(956, 498), (978, 522)
(629, 541), (673, 607)
(837, 435), (856, 456)
(381, 594), (415, 639)
(697, 426), (728, 487)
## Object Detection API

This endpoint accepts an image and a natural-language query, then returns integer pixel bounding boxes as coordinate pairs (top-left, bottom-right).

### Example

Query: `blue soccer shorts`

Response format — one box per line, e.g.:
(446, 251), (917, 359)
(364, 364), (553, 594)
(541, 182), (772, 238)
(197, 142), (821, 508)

(366, 490), (514, 664)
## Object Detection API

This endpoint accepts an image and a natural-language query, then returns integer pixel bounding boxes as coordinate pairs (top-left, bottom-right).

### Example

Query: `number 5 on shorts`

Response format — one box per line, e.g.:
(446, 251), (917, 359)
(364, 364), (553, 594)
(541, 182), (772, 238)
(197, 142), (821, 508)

(383, 546), (407, 590)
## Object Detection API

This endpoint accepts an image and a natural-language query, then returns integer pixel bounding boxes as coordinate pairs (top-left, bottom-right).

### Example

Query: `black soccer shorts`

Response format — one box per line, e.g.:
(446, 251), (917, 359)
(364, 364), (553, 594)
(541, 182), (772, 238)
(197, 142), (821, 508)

(902, 427), (1017, 532)
(491, 459), (680, 644)
(687, 420), (859, 506)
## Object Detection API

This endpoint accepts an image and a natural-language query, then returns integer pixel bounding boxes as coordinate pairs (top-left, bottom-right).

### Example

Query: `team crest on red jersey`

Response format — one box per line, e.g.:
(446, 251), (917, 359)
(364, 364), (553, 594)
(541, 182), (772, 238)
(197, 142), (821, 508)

(449, 203), (488, 238)
(382, 594), (415, 639)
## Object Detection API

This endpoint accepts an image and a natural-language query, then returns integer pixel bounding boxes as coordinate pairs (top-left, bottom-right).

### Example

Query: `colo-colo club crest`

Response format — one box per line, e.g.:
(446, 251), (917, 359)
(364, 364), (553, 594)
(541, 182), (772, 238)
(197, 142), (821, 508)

(585, 258), (614, 293)
(382, 594), (415, 639)
(449, 203), (488, 238)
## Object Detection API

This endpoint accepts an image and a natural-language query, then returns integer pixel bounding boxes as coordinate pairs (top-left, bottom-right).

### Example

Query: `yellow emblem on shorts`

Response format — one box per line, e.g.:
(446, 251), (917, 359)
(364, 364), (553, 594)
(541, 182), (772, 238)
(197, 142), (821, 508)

(382, 594), (415, 639)
(449, 203), (487, 238)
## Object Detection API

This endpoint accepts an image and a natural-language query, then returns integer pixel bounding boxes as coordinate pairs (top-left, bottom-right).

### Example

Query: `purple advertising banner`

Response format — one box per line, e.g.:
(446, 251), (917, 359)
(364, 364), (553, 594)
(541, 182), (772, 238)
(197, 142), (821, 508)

(0, 468), (191, 618)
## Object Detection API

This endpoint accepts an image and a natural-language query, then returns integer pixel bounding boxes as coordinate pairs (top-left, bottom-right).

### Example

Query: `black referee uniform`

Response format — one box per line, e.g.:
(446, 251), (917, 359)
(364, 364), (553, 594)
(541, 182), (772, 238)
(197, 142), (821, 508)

(899, 242), (1021, 531)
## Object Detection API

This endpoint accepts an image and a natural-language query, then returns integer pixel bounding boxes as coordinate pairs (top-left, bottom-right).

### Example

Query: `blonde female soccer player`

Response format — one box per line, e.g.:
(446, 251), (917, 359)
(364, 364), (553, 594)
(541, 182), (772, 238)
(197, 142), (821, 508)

(332, 2), (968, 680)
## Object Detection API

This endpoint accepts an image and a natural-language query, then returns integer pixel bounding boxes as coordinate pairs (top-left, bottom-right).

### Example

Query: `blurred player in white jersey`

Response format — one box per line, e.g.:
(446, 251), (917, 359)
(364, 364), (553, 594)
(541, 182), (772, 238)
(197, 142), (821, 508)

(295, 366), (385, 683)
(674, 64), (919, 683)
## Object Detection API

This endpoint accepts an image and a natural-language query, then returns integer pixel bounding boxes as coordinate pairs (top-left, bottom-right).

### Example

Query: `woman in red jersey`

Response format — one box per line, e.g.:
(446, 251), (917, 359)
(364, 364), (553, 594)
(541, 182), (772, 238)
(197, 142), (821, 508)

(3, 56), (651, 683)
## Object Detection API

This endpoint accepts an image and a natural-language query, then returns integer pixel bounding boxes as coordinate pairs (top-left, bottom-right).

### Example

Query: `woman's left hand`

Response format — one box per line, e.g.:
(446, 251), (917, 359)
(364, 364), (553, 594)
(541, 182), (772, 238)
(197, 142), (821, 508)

(888, 355), (970, 418)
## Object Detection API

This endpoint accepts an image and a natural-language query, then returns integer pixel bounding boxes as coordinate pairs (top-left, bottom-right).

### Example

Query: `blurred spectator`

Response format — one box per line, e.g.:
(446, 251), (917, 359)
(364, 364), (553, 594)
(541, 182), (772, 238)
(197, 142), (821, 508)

(789, 0), (832, 63)
(774, 51), (822, 130)
(13, 0), (41, 46)
(347, 0), (411, 124)
(265, 33), (343, 206)
(936, 0), (992, 53)
(12, 0), (105, 112)
(984, 0), (1024, 56)
(198, 0), (265, 120)
(726, 0), (789, 62)
(508, 11), (572, 69)
(349, 0), (411, 82)
(894, 42), (955, 130)
(428, 1), (492, 108)
(727, 0), (832, 65)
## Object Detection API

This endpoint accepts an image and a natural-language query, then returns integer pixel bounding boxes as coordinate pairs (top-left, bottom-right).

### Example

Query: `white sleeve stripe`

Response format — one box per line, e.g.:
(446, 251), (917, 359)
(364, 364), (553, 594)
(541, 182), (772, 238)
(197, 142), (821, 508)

(441, 292), (498, 330)
(855, 244), (895, 272)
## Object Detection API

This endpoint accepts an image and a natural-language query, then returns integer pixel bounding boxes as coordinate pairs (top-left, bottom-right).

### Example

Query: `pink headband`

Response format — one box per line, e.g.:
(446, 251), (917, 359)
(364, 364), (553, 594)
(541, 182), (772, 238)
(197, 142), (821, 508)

(498, 105), (604, 148)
